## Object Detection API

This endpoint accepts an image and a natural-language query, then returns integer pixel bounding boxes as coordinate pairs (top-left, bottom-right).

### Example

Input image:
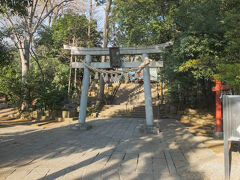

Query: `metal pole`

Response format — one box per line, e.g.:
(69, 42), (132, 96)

(79, 55), (92, 124)
(142, 53), (154, 126)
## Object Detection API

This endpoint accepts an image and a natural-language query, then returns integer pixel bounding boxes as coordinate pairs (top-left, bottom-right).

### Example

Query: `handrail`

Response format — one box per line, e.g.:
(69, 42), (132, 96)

(109, 83), (122, 104)
(125, 83), (144, 111)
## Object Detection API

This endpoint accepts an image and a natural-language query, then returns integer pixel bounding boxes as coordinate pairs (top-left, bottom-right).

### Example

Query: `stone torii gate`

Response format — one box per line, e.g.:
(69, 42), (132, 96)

(64, 42), (173, 129)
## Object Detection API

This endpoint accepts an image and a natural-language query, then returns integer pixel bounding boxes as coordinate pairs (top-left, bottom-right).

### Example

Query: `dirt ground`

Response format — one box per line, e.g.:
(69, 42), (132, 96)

(178, 109), (226, 155)
(0, 106), (64, 128)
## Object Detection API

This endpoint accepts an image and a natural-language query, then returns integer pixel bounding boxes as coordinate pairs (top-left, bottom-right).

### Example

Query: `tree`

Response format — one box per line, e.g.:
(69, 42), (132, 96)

(213, 0), (240, 92)
(0, 0), (76, 110)
(111, 0), (176, 46)
(45, 0), (87, 27)
(174, 0), (240, 93)
(88, 0), (93, 41)
(2, 0), (73, 83)
(96, 0), (112, 105)
(102, 0), (112, 49)
(222, 0), (240, 64)
(36, 12), (100, 96)
(53, 12), (96, 95)
(111, 0), (227, 108)
(163, 0), (226, 108)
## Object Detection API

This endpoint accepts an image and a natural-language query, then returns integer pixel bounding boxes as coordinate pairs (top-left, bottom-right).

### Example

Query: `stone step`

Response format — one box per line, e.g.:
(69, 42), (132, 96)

(100, 105), (159, 113)
(0, 108), (19, 119)
(97, 82), (163, 118)
(97, 104), (160, 118)
(98, 113), (159, 118)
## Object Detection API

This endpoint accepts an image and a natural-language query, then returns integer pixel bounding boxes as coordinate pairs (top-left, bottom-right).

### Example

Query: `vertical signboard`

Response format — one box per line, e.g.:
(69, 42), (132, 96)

(223, 95), (240, 180)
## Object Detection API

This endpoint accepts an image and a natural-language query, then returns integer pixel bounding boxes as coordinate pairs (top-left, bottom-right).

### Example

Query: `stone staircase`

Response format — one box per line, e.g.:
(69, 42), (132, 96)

(96, 83), (162, 118)
(0, 105), (23, 127)
(97, 104), (160, 118)
(0, 107), (18, 119)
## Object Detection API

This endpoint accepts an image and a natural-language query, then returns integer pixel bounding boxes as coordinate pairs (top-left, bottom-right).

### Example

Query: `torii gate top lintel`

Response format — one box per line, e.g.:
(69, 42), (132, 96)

(64, 41), (173, 56)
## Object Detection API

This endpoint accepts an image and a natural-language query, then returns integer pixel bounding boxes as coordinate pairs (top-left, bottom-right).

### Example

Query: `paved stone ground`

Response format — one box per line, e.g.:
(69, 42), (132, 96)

(0, 118), (239, 180)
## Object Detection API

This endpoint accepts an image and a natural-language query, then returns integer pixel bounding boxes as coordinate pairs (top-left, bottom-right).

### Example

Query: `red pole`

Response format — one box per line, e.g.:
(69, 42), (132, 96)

(215, 79), (222, 132)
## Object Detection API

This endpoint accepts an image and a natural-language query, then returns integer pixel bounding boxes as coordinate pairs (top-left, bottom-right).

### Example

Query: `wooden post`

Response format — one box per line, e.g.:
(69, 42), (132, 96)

(212, 79), (231, 136)
(215, 79), (222, 133)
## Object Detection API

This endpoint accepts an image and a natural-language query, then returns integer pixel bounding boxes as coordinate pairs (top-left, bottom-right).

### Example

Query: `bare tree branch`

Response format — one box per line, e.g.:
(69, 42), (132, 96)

(5, 13), (22, 49)
(33, 0), (49, 33)
(30, 0), (39, 30)
(30, 47), (45, 82)
(33, 0), (73, 33)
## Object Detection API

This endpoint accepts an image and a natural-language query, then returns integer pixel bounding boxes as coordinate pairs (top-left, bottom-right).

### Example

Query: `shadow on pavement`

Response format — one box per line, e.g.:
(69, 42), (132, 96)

(0, 118), (225, 180)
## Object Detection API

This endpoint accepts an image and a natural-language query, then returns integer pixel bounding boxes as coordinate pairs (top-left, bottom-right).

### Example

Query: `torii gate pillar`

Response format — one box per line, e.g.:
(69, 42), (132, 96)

(142, 54), (154, 126)
(79, 55), (92, 125)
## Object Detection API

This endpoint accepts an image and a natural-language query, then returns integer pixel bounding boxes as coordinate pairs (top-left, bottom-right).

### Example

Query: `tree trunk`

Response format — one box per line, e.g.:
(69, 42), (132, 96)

(102, 0), (112, 49)
(97, 0), (112, 105)
(68, 37), (76, 96)
(19, 39), (30, 83)
(74, 56), (77, 89)
(19, 37), (31, 111)
(68, 55), (73, 96)
(88, 0), (92, 40)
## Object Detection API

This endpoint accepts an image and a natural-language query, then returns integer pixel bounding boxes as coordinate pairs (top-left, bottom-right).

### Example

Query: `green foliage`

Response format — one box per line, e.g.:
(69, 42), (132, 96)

(162, 49), (215, 109)
(0, 52), (69, 111)
(36, 27), (55, 56)
(0, 6), (102, 112)
(179, 59), (214, 80)
(0, 66), (23, 108)
(111, 0), (175, 46)
(161, 0), (240, 108)
(36, 13), (101, 62)
(175, 0), (225, 36)
(52, 13), (101, 48)
(111, 0), (227, 108)
(222, 0), (240, 64)
(0, 29), (14, 67)
(0, 0), (30, 15)
(35, 81), (67, 111)
(215, 64), (240, 92)
(52, 13), (87, 47)
(32, 13), (101, 111)
(172, 0), (240, 90)
(0, 42), (13, 67)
